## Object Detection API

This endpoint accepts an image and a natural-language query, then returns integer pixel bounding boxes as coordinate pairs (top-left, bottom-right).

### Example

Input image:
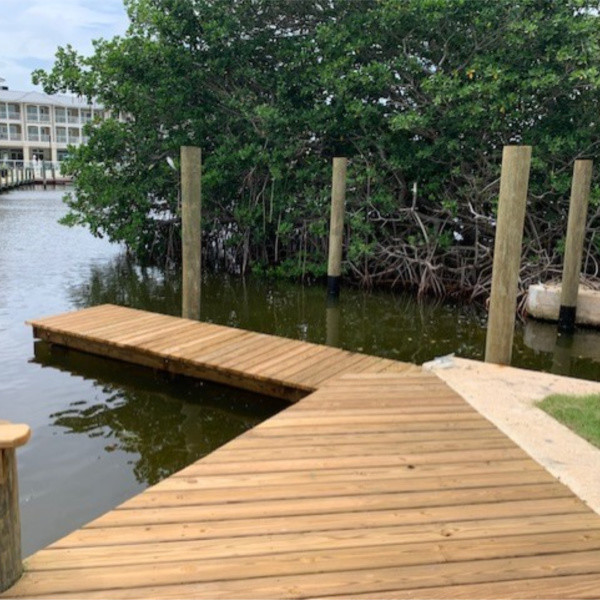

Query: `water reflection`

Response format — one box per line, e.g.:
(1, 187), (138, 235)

(33, 341), (286, 486)
(65, 254), (490, 366)
(326, 299), (340, 347)
(523, 319), (600, 377)
(63, 253), (600, 380)
(67, 254), (182, 316)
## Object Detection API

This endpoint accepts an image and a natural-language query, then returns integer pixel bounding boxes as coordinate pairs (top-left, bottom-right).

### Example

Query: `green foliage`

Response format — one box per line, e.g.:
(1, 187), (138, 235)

(538, 393), (600, 449)
(34, 0), (600, 294)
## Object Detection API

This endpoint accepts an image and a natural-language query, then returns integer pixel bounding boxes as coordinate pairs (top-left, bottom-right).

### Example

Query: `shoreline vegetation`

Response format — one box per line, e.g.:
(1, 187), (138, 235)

(33, 0), (600, 302)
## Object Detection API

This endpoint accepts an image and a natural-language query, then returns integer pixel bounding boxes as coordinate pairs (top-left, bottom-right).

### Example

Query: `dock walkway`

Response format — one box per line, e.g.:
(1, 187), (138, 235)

(28, 304), (419, 400)
(5, 305), (600, 598)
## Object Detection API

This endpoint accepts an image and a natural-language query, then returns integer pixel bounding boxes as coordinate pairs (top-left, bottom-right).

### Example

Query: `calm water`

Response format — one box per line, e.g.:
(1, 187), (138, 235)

(1, 187), (599, 556)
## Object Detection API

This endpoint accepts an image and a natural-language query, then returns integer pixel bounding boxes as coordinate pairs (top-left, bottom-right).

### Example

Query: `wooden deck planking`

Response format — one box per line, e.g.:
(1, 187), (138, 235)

(28, 304), (419, 400)
(9, 305), (600, 598)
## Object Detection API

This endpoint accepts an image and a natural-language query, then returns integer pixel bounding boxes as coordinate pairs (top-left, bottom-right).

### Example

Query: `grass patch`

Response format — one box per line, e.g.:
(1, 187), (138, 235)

(538, 393), (600, 449)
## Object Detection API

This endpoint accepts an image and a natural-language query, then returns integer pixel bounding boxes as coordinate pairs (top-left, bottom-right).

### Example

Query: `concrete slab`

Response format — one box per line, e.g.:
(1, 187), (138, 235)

(424, 356), (600, 515)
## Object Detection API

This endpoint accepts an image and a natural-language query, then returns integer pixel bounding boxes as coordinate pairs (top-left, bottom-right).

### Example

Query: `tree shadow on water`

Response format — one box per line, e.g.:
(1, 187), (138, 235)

(33, 341), (286, 486)
(68, 253), (182, 316)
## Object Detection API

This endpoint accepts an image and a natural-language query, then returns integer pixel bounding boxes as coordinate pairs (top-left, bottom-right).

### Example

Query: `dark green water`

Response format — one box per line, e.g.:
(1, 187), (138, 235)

(1, 187), (599, 556)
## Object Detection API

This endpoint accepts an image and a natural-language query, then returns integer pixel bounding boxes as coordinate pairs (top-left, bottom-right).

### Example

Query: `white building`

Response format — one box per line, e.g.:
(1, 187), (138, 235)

(0, 82), (105, 166)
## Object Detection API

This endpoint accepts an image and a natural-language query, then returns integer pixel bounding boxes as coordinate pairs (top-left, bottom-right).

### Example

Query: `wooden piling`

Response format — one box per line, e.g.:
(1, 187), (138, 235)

(558, 159), (593, 334)
(0, 422), (31, 592)
(485, 145), (532, 365)
(327, 157), (348, 298)
(181, 146), (202, 320)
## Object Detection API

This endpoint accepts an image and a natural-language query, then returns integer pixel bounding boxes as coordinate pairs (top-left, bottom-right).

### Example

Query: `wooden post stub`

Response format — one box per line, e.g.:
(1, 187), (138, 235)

(0, 422), (31, 593)
(558, 159), (593, 335)
(485, 145), (532, 365)
(327, 157), (348, 298)
(181, 146), (202, 321)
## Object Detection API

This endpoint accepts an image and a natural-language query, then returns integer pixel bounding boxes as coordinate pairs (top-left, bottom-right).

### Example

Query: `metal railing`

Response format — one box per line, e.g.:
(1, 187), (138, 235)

(0, 159), (63, 172)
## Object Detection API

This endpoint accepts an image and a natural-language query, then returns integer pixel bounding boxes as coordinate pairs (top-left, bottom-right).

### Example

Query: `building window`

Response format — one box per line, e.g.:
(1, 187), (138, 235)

(68, 128), (80, 143)
(27, 125), (39, 141)
(9, 124), (22, 141)
(27, 105), (39, 122)
(39, 106), (50, 123)
(7, 104), (20, 120)
(56, 127), (67, 143)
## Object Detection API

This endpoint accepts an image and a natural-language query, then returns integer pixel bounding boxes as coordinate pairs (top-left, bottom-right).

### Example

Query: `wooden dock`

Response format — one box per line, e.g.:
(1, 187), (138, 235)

(0, 169), (35, 193)
(5, 305), (600, 598)
(27, 304), (420, 400)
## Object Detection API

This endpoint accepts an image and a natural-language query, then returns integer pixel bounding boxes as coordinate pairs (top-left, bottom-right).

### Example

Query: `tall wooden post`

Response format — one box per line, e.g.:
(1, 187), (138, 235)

(327, 157), (348, 298)
(558, 159), (593, 334)
(485, 145), (532, 365)
(181, 146), (202, 320)
(0, 422), (31, 592)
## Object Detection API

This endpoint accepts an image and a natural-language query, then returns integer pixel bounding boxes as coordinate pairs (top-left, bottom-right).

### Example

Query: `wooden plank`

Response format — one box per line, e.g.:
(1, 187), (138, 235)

(53, 498), (588, 548)
(174, 448), (529, 478)
(205, 436), (515, 462)
(13, 535), (600, 597)
(13, 550), (600, 599)
(222, 428), (508, 448)
(119, 469), (558, 508)
(88, 484), (572, 528)
(26, 517), (600, 572)
(347, 574), (600, 599)
(161, 459), (544, 491)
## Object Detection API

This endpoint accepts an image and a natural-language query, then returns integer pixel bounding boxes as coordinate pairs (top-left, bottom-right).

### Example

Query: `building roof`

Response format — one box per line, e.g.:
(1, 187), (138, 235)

(0, 89), (102, 109)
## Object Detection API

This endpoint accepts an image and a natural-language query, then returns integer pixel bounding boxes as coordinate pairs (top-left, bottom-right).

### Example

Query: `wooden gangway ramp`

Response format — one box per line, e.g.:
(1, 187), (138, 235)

(6, 305), (600, 598)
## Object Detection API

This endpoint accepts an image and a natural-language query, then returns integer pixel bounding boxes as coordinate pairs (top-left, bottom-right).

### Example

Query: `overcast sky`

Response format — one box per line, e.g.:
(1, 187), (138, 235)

(0, 0), (129, 91)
